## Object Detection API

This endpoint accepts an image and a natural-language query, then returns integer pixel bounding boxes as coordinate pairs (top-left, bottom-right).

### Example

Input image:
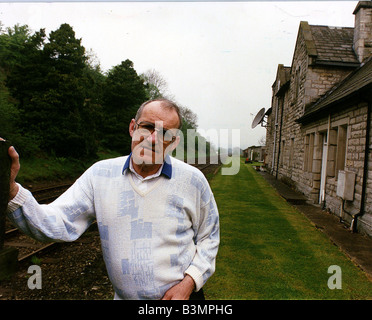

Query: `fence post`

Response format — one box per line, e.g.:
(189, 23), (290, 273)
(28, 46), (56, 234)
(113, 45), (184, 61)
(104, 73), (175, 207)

(0, 140), (18, 280)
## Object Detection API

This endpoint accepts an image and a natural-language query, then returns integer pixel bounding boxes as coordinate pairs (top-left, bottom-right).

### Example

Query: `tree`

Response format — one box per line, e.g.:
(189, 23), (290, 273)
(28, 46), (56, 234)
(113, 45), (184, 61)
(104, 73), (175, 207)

(0, 24), (45, 156)
(1, 21), (211, 161)
(140, 69), (174, 100)
(0, 69), (21, 149)
(44, 23), (86, 76)
(0, 24), (35, 75)
(39, 23), (98, 157)
(5, 23), (98, 158)
(179, 105), (198, 130)
(258, 135), (266, 146)
(100, 59), (148, 154)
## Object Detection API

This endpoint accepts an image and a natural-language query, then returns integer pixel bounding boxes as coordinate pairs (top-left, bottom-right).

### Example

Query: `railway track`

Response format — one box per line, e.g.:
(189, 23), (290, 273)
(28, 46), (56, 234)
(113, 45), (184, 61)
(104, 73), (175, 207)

(4, 161), (220, 264)
(32, 183), (73, 204)
(6, 233), (57, 264)
(4, 183), (73, 263)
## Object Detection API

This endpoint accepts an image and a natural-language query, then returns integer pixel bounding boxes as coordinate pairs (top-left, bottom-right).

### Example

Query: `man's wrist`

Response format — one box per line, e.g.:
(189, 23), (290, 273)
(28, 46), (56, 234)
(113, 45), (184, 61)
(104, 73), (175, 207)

(184, 265), (204, 292)
(9, 182), (19, 201)
(183, 274), (196, 292)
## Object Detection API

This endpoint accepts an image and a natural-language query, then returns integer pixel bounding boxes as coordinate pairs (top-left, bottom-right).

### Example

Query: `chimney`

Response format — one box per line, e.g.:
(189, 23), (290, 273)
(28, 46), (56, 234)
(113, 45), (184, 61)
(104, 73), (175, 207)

(353, 1), (372, 63)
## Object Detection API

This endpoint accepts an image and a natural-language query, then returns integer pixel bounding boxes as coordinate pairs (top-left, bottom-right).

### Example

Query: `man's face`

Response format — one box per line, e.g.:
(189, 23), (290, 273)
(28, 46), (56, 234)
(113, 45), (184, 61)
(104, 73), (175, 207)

(129, 101), (180, 166)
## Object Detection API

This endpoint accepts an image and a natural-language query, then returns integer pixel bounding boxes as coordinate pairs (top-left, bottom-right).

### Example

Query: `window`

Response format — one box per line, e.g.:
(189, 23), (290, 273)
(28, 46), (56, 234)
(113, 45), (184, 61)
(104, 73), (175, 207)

(304, 125), (347, 177)
(304, 133), (315, 172)
(335, 125), (347, 175)
(319, 125), (348, 178)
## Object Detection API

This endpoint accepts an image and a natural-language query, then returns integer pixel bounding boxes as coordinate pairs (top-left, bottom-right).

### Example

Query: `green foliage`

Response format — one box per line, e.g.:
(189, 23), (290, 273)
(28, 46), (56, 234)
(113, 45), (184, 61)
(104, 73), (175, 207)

(0, 23), (101, 159)
(0, 24), (34, 74)
(44, 23), (86, 75)
(0, 21), (204, 162)
(0, 25), (42, 157)
(100, 59), (148, 155)
(30, 256), (42, 266)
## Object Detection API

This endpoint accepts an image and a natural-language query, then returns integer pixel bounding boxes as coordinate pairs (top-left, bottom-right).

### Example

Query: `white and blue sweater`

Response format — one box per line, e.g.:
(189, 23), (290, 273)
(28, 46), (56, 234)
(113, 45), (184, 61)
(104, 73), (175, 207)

(7, 155), (220, 300)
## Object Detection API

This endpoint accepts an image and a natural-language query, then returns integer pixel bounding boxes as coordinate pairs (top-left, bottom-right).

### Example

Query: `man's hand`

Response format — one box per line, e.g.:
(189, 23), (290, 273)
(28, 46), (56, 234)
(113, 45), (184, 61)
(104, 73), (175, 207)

(8, 146), (20, 200)
(161, 274), (196, 300)
(0, 138), (20, 201)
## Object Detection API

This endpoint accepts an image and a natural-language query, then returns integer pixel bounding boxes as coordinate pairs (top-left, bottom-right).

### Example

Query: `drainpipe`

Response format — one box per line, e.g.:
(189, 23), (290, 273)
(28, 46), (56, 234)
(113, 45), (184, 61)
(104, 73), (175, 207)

(351, 93), (371, 232)
(320, 114), (331, 208)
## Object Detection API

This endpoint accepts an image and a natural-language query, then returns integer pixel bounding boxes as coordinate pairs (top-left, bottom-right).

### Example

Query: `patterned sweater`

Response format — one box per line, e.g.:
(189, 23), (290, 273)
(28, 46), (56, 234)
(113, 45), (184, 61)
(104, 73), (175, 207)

(7, 155), (220, 299)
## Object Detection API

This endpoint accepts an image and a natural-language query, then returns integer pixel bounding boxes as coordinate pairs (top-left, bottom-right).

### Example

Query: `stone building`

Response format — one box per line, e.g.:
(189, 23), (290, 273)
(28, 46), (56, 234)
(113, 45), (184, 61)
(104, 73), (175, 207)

(265, 1), (372, 236)
(243, 145), (266, 162)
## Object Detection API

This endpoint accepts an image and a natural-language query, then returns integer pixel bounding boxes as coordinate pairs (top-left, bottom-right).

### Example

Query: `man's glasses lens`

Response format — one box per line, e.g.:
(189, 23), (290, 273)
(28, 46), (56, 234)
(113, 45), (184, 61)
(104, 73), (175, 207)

(136, 122), (175, 143)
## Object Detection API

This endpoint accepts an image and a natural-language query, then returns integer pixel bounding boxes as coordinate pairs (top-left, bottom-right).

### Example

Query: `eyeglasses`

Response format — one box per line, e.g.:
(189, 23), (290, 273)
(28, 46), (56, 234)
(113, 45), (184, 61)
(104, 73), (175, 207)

(135, 121), (177, 144)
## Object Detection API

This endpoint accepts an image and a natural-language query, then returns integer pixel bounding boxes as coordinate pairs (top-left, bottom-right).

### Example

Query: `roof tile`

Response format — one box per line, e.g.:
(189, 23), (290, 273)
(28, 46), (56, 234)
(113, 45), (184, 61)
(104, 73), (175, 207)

(309, 25), (359, 64)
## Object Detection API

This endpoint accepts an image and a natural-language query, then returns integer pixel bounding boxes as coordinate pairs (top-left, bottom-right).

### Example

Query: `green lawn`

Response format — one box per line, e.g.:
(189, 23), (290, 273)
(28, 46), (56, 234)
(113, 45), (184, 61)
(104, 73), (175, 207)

(204, 159), (372, 299)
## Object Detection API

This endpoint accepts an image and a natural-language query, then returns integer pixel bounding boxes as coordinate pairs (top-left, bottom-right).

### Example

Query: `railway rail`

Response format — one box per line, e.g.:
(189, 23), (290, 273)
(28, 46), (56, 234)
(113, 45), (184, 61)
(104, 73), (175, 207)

(4, 162), (220, 264)
(32, 183), (73, 204)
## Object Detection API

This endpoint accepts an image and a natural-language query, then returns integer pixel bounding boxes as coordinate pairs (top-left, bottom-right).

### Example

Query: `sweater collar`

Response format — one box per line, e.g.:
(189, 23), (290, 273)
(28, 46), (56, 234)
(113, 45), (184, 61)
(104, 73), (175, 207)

(122, 153), (172, 179)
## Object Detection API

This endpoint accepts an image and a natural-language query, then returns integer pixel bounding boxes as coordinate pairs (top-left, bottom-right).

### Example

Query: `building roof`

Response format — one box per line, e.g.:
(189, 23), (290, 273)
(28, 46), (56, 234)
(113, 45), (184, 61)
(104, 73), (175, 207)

(297, 57), (372, 123)
(353, 1), (372, 15)
(309, 25), (360, 66)
(273, 64), (291, 96)
(300, 21), (360, 67)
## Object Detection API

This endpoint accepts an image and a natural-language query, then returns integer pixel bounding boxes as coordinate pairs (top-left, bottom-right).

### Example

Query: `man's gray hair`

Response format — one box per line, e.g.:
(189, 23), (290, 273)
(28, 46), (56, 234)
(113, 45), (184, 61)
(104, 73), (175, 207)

(135, 98), (183, 130)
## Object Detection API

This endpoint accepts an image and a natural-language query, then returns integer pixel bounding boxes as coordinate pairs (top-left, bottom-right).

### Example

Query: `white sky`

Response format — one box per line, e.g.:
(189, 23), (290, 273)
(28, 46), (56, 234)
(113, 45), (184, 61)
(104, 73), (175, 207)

(0, 1), (359, 149)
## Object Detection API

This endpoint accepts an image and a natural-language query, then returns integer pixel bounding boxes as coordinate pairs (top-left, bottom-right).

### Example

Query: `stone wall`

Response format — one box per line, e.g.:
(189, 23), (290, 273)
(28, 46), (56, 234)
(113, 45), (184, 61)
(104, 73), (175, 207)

(265, 3), (372, 237)
(353, 1), (372, 63)
(267, 24), (354, 192)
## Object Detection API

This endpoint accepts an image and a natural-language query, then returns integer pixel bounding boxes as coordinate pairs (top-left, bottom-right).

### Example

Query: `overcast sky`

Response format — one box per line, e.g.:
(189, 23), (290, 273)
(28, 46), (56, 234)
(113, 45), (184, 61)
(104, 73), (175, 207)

(0, 1), (359, 149)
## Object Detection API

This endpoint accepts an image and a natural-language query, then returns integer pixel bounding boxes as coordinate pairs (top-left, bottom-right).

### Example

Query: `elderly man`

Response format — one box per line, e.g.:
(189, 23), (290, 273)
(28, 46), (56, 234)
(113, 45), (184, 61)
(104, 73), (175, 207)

(5, 98), (220, 300)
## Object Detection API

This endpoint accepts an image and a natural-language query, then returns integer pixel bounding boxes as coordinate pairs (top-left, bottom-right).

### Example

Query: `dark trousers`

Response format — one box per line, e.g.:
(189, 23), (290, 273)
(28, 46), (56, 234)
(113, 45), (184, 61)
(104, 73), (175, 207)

(189, 288), (205, 300)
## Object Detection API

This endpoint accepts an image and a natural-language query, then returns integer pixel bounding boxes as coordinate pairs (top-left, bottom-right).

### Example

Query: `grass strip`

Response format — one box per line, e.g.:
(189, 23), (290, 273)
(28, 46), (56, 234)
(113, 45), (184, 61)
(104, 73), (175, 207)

(205, 159), (372, 299)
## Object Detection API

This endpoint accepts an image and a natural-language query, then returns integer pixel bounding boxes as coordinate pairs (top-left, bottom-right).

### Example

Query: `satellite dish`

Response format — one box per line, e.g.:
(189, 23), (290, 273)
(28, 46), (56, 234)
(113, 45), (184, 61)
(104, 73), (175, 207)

(251, 108), (266, 129)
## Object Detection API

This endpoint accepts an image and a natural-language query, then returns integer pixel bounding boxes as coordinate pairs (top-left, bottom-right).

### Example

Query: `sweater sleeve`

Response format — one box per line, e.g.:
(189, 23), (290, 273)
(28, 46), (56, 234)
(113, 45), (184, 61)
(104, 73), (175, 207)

(6, 169), (96, 243)
(185, 186), (220, 292)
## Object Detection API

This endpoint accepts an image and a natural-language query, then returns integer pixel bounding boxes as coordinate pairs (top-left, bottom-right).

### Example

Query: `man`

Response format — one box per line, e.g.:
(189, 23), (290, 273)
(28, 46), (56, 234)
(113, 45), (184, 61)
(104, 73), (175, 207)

(5, 98), (220, 300)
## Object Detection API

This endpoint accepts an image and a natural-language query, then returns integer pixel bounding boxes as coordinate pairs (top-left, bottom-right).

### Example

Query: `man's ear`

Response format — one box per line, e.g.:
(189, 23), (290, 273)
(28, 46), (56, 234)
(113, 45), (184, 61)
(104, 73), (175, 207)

(129, 119), (136, 137)
(172, 136), (181, 151)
